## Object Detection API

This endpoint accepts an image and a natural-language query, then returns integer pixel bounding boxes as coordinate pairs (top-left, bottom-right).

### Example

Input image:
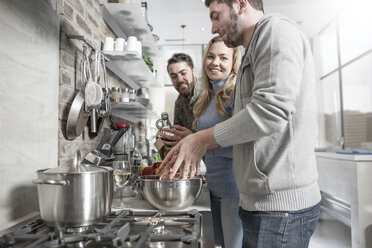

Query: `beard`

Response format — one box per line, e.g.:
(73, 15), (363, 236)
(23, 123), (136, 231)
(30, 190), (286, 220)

(179, 86), (191, 98)
(178, 74), (196, 99)
(223, 8), (241, 48)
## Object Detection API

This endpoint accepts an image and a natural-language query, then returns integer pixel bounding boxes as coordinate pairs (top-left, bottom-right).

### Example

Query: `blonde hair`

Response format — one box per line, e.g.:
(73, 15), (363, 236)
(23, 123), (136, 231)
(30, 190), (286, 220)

(193, 36), (241, 130)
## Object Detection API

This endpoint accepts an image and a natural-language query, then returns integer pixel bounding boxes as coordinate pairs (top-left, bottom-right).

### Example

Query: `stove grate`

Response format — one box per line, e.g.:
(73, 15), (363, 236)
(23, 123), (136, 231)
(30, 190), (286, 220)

(0, 209), (201, 248)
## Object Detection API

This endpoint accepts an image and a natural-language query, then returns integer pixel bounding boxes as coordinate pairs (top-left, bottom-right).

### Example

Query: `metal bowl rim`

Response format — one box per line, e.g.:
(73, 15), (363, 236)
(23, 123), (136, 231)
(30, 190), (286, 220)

(139, 175), (202, 182)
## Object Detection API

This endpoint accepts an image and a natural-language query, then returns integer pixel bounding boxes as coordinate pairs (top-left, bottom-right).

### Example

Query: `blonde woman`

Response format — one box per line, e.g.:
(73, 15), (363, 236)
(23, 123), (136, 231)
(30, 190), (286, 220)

(193, 36), (242, 248)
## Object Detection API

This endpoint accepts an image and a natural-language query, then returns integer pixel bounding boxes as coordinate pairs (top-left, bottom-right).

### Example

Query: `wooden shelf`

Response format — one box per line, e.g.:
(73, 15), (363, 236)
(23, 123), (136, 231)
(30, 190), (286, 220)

(111, 102), (159, 123)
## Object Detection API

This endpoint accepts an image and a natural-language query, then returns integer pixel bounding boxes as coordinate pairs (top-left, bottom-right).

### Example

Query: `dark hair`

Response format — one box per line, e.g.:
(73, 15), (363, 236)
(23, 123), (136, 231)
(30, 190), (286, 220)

(167, 53), (194, 71)
(205, 0), (263, 11)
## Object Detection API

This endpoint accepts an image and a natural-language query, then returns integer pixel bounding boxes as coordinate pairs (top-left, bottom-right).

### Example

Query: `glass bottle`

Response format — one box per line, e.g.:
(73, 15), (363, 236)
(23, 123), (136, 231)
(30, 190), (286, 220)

(129, 89), (136, 102)
(122, 87), (130, 102)
(155, 112), (174, 159)
(110, 87), (121, 102)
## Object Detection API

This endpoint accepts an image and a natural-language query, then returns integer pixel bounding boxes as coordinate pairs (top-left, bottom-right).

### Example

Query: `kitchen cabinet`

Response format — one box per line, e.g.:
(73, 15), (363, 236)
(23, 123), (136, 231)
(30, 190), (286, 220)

(101, 3), (161, 90)
(316, 152), (372, 248)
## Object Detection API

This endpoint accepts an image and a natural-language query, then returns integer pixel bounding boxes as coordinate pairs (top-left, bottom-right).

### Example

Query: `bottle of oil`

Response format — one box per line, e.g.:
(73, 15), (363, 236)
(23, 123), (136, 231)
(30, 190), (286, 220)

(155, 112), (174, 159)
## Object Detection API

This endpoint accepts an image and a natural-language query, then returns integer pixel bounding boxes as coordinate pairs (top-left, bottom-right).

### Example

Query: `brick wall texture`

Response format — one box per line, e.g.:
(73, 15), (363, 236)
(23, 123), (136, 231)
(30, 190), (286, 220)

(47, 0), (128, 166)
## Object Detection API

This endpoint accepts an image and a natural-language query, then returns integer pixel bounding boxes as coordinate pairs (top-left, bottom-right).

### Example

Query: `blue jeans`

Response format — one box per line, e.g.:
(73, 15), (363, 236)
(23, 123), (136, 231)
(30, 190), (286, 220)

(239, 202), (320, 248)
(210, 192), (243, 248)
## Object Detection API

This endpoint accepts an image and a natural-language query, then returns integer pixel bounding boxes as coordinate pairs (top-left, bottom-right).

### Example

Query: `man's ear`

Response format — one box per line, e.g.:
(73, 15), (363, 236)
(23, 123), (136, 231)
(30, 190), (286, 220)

(235, 0), (247, 15)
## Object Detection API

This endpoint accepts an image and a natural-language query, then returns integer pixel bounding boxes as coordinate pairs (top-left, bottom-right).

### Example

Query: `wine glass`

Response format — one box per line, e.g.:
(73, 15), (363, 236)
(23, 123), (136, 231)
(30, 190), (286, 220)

(112, 160), (132, 209)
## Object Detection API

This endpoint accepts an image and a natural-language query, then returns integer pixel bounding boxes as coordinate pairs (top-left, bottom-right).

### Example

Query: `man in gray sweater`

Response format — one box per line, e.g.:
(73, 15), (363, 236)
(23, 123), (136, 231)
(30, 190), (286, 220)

(160, 0), (321, 247)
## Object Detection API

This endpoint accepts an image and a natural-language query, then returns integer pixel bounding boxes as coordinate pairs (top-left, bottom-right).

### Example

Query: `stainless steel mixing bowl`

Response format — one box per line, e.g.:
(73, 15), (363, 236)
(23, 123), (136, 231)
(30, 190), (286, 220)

(138, 175), (203, 210)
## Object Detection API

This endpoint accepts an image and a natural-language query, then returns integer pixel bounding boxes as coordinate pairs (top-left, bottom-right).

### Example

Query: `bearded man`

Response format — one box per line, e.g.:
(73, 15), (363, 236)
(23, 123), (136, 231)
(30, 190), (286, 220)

(166, 53), (198, 132)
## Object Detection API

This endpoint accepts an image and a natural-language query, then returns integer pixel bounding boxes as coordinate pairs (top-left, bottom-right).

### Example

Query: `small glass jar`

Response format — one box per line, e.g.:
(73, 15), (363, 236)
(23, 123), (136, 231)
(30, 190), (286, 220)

(129, 89), (136, 102)
(122, 88), (130, 102)
(110, 87), (121, 102)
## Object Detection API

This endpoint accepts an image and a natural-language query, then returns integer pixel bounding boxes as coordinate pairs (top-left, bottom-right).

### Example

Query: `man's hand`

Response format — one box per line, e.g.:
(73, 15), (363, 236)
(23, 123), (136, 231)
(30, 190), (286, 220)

(158, 127), (219, 179)
(160, 125), (193, 149)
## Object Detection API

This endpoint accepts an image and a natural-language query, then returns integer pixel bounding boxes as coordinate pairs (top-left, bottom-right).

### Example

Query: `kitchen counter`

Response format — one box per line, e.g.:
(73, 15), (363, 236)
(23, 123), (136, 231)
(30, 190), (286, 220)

(112, 183), (211, 212)
(316, 152), (372, 248)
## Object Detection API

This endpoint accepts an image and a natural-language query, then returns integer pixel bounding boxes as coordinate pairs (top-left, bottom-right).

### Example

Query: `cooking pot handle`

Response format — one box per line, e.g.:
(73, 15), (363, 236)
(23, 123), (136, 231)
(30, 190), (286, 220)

(32, 179), (70, 186)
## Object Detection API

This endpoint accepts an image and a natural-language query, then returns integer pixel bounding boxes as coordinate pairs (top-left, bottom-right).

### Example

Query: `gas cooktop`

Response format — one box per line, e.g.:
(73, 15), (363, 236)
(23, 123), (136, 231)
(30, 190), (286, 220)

(0, 209), (210, 248)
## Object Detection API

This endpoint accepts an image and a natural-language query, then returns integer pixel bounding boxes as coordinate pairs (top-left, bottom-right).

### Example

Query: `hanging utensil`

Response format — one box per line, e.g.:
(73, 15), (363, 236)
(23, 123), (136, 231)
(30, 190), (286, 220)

(66, 45), (90, 140)
(89, 51), (107, 136)
(66, 91), (89, 140)
(89, 51), (99, 135)
(98, 53), (111, 118)
(85, 50), (102, 110)
(93, 51), (103, 106)
(90, 108), (98, 134)
(84, 49), (97, 109)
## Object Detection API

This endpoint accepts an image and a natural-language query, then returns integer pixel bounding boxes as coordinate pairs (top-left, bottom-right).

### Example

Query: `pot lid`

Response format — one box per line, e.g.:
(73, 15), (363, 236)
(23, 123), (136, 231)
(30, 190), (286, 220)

(44, 151), (112, 174)
(43, 163), (111, 174)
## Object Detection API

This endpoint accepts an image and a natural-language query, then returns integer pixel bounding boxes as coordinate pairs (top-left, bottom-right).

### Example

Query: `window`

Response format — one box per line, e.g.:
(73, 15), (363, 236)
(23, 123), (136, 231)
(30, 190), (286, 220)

(314, 2), (372, 151)
(318, 21), (338, 75)
(321, 72), (342, 149)
(338, 5), (372, 64)
(342, 54), (372, 148)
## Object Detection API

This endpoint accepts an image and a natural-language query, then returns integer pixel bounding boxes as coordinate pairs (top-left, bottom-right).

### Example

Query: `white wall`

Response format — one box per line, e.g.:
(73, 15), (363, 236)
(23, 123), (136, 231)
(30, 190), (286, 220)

(0, 0), (59, 228)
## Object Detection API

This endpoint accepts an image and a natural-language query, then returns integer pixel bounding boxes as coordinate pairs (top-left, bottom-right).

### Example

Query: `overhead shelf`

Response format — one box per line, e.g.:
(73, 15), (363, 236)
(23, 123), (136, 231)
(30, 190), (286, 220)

(111, 102), (159, 123)
(100, 3), (162, 90)
(101, 3), (159, 56)
(104, 51), (161, 89)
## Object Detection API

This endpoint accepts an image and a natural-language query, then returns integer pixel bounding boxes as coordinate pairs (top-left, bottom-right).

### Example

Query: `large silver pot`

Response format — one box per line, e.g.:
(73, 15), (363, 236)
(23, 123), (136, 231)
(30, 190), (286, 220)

(33, 159), (113, 227)
(138, 175), (203, 210)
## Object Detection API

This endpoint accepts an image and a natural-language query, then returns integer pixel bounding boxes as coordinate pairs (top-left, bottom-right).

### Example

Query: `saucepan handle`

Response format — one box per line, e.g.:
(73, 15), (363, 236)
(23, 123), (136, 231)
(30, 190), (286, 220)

(32, 179), (69, 186)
